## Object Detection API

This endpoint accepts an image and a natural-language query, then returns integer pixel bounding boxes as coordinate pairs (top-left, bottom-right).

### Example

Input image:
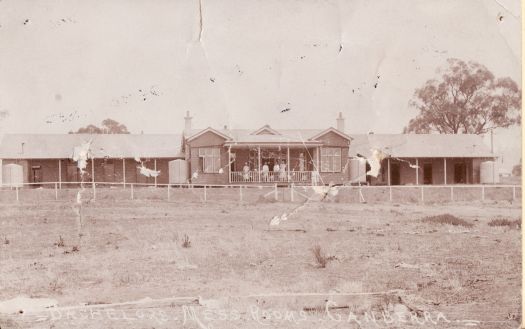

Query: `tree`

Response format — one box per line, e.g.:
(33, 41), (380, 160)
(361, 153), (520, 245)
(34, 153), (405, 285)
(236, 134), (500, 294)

(404, 58), (521, 134)
(100, 118), (129, 134)
(70, 118), (129, 134)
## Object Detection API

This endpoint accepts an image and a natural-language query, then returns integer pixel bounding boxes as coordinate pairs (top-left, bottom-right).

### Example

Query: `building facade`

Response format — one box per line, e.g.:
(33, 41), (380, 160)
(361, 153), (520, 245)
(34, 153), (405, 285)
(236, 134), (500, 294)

(0, 112), (497, 187)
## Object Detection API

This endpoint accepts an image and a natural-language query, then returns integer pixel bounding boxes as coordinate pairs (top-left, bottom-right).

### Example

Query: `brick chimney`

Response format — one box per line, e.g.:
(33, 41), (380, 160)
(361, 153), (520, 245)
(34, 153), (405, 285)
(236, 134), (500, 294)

(184, 111), (192, 135)
(336, 112), (345, 132)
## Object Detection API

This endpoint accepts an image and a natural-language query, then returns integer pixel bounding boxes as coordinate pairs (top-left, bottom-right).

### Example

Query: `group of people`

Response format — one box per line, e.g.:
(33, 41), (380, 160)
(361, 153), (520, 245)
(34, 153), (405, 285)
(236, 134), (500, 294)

(242, 160), (289, 182)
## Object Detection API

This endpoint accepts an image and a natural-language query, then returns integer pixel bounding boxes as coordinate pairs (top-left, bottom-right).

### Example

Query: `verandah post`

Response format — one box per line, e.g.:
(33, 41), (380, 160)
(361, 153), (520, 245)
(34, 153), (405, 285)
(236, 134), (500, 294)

(58, 160), (62, 189)
(274, 184), (278, 201)
(55, 182), (58, 200)
(154, 159), (158, 187)
(123, 158), (126, 189)
(204, 184), (207, 202)
(167, 184), (170, 201)
(131, 184), (134, 200)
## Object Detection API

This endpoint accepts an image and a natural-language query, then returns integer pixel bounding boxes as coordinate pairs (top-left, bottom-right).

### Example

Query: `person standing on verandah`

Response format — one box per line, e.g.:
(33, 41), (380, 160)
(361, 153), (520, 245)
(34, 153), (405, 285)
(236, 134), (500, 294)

(262, 162), (269, 182)
(272, 162), (280, 182)
(243, 162), (250, 182)
(279, 160), (287, 182)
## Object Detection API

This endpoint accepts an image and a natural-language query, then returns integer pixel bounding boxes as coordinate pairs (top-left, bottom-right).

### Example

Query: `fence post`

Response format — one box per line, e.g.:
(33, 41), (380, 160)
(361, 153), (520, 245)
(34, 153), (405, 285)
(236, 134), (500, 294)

(512, 186), (516, 201)
(55, 183), (58, 201)
(481, 185), (485, 201)
(450, 186), (453, 202)
(15, 186), (19, 202)
(291, 184), (294, 202)
(92, 182), (96, 201)
(389, 186), (392, 202)
(204, 185), (207, 202)
(131, 184), (134, 200)
(167, 184), (170, 201)
(275, 184), (278, 201)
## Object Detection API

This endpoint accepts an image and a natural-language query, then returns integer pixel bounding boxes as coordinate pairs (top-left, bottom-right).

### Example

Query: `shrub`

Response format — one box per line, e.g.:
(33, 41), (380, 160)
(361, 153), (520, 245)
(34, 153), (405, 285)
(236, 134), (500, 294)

(488, 218), (521, 229)
(422, 214), (473, 228)
(182, 234), (191, 248)
(54, 235), (65, 247)
(312, 245), (328, 268)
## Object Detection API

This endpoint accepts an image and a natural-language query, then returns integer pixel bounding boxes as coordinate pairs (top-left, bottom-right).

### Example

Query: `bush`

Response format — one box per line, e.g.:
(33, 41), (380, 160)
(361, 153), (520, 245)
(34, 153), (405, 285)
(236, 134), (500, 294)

(54, 235), (65, 247)
(422, 214), (473, 228)
(488, 218), (521, 229)
(182, 234), (191, 248)
(312, 245), (328, 268)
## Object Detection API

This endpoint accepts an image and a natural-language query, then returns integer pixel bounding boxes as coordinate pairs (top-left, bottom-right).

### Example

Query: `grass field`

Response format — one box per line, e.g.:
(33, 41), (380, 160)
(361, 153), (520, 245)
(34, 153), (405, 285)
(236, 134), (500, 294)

(0, 198), (521, 328)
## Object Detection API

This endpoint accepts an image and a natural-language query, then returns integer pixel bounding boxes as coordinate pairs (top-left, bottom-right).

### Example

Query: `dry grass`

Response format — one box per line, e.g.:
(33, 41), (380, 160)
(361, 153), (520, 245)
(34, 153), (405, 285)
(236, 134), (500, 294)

(488, 218), (521, 229)
(0, 201), (520, 328)
(422, 214), (474, 228)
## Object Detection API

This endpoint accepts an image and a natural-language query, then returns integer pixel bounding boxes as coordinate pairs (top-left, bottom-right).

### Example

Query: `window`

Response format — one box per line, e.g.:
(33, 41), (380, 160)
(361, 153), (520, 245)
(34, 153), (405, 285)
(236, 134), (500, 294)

(320, 147), (341, 172)
(198, 147), (221, 173)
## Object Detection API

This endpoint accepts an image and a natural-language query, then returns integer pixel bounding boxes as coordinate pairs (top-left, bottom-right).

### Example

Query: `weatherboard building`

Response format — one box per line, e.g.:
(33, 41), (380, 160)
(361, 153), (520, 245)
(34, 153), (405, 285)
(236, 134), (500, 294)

(0, 112), (498, 187)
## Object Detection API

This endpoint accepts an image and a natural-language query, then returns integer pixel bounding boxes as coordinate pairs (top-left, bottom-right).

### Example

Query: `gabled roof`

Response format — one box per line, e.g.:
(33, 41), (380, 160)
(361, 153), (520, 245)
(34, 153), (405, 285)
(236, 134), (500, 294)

(309, 127), (353, 141)
(348, 134), (495, 158)
(0, 134), (184, 159)
(186, 127), (348, 145)
(250, 125), (281, 135)
(185, 127), (232, 142)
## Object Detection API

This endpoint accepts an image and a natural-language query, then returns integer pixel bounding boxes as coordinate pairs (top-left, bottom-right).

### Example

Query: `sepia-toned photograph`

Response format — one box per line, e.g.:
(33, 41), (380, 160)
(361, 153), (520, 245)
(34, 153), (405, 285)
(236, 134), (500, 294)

(0, 0), (522, 328)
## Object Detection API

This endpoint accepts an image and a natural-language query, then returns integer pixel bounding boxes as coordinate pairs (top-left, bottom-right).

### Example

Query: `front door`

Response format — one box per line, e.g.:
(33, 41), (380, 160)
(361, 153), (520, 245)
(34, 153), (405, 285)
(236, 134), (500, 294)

(423, 163), (433, 184)
(390, 163), (400, 185)
(31, 166), (42, 185)
(103, 162), (115, 182)
(454, 163), (466, 183)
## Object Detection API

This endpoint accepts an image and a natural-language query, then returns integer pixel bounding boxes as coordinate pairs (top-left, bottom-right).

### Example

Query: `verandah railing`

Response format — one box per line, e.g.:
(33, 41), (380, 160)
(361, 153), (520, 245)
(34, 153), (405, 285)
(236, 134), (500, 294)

(230, 171), (313, 183)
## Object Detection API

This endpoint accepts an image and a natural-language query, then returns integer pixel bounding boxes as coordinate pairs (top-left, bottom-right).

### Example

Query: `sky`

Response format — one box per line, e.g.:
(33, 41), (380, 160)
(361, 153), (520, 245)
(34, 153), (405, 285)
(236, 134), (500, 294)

(0, 0), (521, 170)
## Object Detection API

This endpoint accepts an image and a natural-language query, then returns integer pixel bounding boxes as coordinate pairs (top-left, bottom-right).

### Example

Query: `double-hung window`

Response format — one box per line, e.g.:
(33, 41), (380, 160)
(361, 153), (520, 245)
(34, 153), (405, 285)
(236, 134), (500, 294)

(320, 147), (341, 172)
(198, 147), (221, 173)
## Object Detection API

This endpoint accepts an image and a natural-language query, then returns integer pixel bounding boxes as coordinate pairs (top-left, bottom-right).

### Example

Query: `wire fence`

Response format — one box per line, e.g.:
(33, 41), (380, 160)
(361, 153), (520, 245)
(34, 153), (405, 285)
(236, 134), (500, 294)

(0, 181), (521, 204)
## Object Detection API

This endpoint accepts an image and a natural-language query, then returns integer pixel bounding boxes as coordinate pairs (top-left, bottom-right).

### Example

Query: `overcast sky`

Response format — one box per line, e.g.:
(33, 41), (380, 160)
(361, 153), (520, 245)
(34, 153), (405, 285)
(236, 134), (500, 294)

(0, 0), (521, 170)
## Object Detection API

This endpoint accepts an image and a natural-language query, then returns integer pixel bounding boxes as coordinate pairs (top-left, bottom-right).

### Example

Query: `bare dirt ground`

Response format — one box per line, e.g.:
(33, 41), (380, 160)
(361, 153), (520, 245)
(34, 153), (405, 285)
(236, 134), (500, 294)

(0, 198), (521, 328)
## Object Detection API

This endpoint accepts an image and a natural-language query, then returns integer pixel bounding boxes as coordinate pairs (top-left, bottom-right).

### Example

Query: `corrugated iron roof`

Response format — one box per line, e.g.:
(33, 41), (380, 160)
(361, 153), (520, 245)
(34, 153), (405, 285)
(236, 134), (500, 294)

(348, 134), (495, 158)
(0, 132), (496, 160)
(0, 134), (184, 159)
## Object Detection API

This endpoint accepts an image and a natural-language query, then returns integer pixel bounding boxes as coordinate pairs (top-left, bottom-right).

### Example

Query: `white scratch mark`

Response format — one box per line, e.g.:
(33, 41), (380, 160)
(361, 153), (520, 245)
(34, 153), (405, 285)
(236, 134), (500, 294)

(197, 0), (203, 42)
(71, 140), (93, 174)
(137, 164), (160, 177)
(366, 149), (387, 177)
(0, 296), (58, 314)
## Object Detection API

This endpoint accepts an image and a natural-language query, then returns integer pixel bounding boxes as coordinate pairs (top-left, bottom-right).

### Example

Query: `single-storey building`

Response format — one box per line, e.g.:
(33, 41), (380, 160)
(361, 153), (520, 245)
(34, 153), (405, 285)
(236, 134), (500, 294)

(0, 134), (183, 187)
(0, 112), (497, 187)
